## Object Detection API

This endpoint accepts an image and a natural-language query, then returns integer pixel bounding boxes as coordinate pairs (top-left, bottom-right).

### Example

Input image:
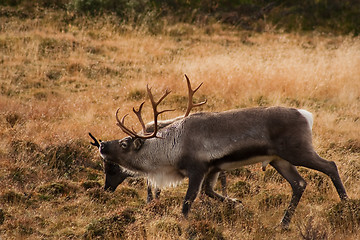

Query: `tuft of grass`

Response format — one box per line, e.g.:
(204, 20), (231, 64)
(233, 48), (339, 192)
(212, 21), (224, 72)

(1, 190), (25, 204)
(305, 172), (331, 194)
(186, 220), (225, 240)
(298, 216), (328, 240)
(8, 166), (27, 183)
(8, 139), (97, 182)
(327, 199), (360, 232)
(44, 141), (90, 175)
(118, 186), (140, 199)
(155, 219), (182, 237)
(38, 37), (71, 57)
(229, 180), (251, 198)
(128, 89), (146, 101)
(36, 181), (78, 199)
(84, 208), (136, 239)
(258, 193), (288, 210)
(263, 169), (284, 183)
(5, 112), (20, 127)
(10, 140), (44, 163)
(81, 180), (101, 190)
(191, 197), (254, 227)
(33, 91), (48, 100)
(86, 188), (111, 203)
(145, 198), (174, 216)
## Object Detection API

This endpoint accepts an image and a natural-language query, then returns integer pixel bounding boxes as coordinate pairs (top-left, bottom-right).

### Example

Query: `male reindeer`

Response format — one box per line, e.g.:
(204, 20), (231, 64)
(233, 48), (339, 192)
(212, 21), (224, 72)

(90, 76), (227, 202)
(96, 76), (348, 229)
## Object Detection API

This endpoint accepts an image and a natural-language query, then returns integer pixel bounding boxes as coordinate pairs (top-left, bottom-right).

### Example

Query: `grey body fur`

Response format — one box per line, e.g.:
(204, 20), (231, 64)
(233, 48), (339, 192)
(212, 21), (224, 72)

(102, 117), (227, 202)
(99, 106), (348, 229)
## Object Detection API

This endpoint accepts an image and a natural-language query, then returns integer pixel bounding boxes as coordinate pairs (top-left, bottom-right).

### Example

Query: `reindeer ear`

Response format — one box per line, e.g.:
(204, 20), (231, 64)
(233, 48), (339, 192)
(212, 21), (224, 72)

(133, 138), (144, 151)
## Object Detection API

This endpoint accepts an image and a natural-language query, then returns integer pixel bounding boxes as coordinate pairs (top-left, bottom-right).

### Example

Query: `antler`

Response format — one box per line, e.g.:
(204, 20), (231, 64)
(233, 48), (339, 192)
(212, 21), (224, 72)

(89, 132), (101, 148)
(116, 86), (174, 139)
(132, 101), (146, 133)
(115, 112), (137, 138)
(184, 74), (207, 117)
(146, 85), (174, 138)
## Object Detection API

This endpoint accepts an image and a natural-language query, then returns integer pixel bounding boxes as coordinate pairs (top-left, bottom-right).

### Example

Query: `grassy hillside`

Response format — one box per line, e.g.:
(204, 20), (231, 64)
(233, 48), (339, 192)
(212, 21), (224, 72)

(1, 0), (360, 35)
(0, 7), (360, 239)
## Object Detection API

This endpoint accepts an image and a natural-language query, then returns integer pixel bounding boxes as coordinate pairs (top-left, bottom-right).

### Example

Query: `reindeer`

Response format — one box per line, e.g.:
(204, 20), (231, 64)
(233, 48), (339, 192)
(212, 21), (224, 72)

(89, 75), (227, 202)
(96, 77), (348, 229)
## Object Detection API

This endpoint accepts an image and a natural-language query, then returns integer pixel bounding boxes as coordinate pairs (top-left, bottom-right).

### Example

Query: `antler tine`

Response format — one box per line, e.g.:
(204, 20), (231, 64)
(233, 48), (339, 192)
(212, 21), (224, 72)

(145, 85), (175, 138)
(184, 74), (207, 117)
(116, 86), (174, 139)
(115, 109), (137, 138)
(89, 132), (101, 148)
(133, 101), (146, 133)
(147, 85), (172, 105)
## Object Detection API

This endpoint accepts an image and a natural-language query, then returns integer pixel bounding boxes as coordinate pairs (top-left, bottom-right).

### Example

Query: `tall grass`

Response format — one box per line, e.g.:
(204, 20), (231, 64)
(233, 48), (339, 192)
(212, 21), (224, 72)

(0, 9), (359, 239)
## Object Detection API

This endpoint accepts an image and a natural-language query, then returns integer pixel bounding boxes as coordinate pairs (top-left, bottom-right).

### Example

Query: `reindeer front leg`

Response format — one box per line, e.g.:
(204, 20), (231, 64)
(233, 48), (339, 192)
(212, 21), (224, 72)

(182, 167), (206, 217)
(146, 181), (161, 203)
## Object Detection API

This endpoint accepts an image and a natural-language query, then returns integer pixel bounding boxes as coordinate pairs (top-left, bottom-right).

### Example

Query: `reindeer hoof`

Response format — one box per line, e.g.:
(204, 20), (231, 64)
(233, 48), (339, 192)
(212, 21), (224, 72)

(279, 221), (290, 231)
(225, 197), (243, 207)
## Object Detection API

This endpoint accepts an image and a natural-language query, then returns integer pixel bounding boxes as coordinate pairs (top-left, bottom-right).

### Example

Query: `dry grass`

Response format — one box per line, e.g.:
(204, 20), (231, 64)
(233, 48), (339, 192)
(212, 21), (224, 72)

(0, 10), (359, 239)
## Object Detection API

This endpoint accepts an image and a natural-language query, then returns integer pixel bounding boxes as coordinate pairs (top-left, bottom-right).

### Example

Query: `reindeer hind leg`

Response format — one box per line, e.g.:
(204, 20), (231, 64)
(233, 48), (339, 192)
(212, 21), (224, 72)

(202, 170), (239, 205)
(219, 171), (227, 197)
(270, 159), (307, 230)
(203, 170), (226, 201)
(297, 152), (348, 201)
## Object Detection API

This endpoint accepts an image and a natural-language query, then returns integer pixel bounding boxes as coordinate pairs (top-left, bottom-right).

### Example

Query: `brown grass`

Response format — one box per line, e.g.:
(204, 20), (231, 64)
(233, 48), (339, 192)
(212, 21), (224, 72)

(0, 10), (359, 239)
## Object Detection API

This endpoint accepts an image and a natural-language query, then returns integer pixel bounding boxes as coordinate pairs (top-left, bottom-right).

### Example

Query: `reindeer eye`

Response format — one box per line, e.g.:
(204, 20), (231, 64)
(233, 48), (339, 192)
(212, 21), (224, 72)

(120, 141), (128, 149)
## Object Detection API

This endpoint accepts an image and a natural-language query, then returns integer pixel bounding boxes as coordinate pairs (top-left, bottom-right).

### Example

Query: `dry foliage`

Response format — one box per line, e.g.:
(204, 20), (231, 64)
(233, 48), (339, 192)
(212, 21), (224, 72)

(0, 10), (359, 239)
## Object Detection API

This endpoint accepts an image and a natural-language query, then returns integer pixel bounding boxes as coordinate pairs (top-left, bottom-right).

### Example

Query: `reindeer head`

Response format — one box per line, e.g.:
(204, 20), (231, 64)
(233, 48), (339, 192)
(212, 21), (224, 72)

(98, 84), (173, 166)
(103, 160), (131, 192)
(89, 75), (206, 185)
(98, 75), (206, 164)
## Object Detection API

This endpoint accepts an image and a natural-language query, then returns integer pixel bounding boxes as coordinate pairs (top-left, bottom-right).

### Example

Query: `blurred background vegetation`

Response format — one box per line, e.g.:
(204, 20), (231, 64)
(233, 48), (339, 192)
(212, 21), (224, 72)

(0, 0), (359, 35)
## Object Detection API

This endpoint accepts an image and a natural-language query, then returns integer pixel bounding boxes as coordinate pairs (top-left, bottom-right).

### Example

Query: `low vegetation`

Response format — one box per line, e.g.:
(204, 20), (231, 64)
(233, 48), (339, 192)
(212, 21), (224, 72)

(0, 2), (359, 239)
